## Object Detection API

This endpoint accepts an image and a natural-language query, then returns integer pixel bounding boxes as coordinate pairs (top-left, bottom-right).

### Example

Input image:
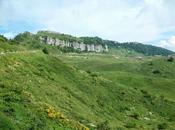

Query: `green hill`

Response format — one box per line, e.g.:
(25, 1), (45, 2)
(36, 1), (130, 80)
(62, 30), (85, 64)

(0, 33), (175, 130)
(104, 40), (174, 56)
(14, 31), (174, 56)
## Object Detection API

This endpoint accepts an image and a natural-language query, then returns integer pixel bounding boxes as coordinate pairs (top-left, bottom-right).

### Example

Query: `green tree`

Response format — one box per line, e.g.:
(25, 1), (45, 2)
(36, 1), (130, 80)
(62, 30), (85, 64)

(42, 47), (49, 54)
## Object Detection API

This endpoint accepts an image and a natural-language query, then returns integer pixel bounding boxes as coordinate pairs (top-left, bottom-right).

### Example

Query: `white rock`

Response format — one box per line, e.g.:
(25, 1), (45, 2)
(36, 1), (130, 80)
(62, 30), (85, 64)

(39, 36), (108, 52)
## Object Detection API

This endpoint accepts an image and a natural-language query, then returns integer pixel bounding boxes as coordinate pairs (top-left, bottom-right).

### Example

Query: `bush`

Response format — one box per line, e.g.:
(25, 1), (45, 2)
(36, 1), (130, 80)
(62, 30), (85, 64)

(90, 73), (98, 77)
(148, 62), (153, 66)
(42, 47), (49, 54)
(31, 42), (42, 49)
(129, 113), (139, 120)
(58, 46), (81, 53)
(157, 123), (168, 130)
(97, 121), (111, 130)
(0, 112), (18, 130)
(167, 56), (174, 62)
(86, 70), (91, 74)
(0, 35), (7, 42)
(152, 69), (161, 74)
(124, 122), (136, 128)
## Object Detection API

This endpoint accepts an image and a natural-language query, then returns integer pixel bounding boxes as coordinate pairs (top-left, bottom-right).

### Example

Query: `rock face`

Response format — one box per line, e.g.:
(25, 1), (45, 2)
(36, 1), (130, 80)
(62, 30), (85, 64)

(39, 36), (108, 52)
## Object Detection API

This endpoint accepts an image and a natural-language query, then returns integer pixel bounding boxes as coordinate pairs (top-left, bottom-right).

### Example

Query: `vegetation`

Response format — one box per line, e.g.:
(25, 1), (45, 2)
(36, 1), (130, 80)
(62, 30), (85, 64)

(157, 123), (168, 130)
(58, 46), (81, 53)
(0, 112), (17, 130)
(0, 35), (7, 42)
(80, 36), (104, 46)
(167, 56), (174, 62)
(42, 47), (49, 54)
(15, 31), (174, 56)
(0, 32), (175, 130)
(96, 121), (111, 130)
(104, 40), (174, 56)
(37, 31), (82, 43)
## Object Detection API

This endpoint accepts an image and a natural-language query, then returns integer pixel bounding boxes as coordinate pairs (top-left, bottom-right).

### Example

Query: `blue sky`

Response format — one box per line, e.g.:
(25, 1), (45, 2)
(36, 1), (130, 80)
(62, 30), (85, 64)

(0, 0), (175, 51)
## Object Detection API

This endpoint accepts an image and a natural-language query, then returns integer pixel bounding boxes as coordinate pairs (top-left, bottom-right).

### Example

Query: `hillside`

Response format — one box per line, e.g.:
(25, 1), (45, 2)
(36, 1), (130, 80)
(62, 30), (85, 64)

(104, 40), (174, 56)
(0, 35), (175, 130)
(14, 31), (174, 56)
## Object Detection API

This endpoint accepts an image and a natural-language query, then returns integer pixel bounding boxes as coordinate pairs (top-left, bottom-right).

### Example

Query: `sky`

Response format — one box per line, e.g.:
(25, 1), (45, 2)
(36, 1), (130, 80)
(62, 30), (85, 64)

(0, 0), (175, 51)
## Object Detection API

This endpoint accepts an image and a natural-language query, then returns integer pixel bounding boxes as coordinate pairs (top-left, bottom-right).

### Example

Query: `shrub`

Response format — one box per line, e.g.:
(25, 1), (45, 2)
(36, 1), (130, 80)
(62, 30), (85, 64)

(31, 43), (42, 49)
(58, 46), (81, 53)
(3, 92), (21, 102)
(0, 112), (18, 130)
(86, 70), (91, 74)
(157, 123), (168, 130)
(0, 83), (5, 88)
(148, 62), (153, 66)
(96, 99), (104, 107)
(124, 122), (136, 128)
(129, 113), (139, 120)
(42, 47), (49, 54)
(0, 35), (7, 42)
(167, 56), (174, 62)
(152, 69), (160, 74)
(97, 121), (111, 130)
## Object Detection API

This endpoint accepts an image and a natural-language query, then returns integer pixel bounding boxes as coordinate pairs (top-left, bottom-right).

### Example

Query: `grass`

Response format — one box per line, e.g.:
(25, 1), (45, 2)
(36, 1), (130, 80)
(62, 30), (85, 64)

(0, 40), (175, 129)
(57, 53), (175, 129)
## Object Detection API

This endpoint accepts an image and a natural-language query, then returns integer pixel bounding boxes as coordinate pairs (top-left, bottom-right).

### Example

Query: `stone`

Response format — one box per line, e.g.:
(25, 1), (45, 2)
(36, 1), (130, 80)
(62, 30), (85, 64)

(39, 36), (108, 52)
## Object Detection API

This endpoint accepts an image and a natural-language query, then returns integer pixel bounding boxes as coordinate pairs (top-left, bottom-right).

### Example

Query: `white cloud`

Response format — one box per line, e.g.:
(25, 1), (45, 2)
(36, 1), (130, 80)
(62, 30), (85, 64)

(2, 32), (16, 39)
(0, 0), (175, 45)
(169, 36), (175, 45)
(159, 40), (168, 48)
(158, 36), (175, 51)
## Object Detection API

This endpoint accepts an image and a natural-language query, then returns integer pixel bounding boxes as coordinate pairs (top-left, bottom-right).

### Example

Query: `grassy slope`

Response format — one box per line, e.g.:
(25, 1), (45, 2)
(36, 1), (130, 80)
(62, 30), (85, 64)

(59, 53), (175, 100)
(0, 40), (175, 129)
(0, 41), (26, 52)
(58, 53), (175, 129)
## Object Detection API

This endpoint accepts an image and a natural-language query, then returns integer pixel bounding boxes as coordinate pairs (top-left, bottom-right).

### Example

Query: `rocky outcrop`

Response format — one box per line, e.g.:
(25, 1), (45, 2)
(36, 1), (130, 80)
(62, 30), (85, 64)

(39, 36), (108, 52)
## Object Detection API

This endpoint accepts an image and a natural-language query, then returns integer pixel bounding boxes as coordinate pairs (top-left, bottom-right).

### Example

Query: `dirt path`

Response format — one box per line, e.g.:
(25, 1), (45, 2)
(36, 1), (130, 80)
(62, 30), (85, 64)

(0, 50), (38, 56)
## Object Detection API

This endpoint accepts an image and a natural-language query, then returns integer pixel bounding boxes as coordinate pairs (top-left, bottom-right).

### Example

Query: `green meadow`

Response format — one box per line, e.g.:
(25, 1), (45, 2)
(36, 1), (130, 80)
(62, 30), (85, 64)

(0, 34), (175, 130)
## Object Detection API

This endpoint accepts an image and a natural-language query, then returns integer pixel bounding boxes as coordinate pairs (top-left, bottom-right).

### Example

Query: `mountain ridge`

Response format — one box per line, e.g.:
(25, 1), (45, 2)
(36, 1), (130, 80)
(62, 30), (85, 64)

(13, 31), (174, 55)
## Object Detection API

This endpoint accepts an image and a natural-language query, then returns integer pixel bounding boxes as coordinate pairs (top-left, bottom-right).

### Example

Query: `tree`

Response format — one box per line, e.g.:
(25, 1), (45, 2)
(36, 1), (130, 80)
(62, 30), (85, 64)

(0, 35), (7, 42)
(167, 56), (174, 62)
(42, 47), (49, 54)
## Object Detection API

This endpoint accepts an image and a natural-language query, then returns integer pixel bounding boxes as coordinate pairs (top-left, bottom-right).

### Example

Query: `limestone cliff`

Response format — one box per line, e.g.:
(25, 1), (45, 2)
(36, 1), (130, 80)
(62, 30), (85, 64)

(39, 36), (108, 52)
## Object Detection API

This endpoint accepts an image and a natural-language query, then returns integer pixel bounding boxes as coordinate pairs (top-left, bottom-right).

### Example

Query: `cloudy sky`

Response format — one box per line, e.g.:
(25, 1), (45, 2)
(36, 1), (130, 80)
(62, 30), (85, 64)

(0, 0), (175, 51)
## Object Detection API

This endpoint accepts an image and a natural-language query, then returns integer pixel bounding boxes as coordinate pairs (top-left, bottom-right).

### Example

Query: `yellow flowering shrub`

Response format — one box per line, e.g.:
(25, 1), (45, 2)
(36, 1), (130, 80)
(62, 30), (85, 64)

(45, 104), (89, 130)
(46, 106), (58, 118)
